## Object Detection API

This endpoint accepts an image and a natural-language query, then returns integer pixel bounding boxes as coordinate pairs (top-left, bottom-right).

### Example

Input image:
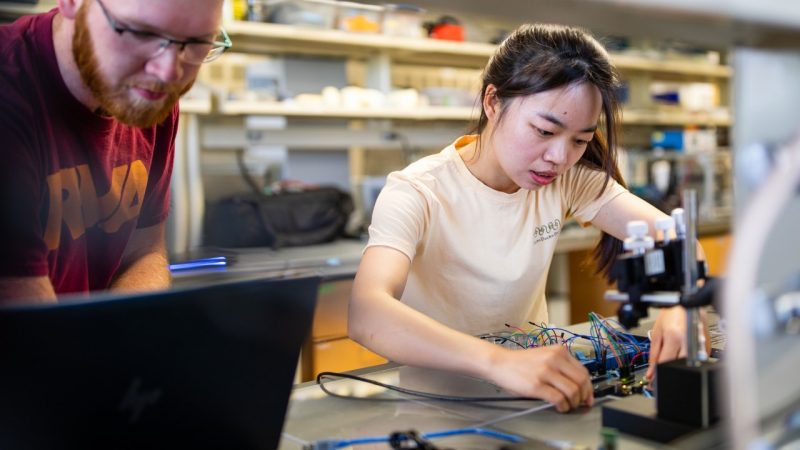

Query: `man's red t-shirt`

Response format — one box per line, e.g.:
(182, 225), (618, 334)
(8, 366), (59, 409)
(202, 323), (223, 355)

(0, 10), (176, 295)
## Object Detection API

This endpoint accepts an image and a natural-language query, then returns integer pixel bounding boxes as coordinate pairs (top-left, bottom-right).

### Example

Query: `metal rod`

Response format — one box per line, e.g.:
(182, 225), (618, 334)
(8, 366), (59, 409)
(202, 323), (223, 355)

(682, 189), (701, 366)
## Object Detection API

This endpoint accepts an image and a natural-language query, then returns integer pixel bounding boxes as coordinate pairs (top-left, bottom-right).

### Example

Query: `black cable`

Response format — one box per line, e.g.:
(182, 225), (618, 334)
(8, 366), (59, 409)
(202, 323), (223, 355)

(390, 431), (443, 450)
(316, 371), (541, 403)
(479, 334), (527, 349)
(235, 149), (265, 195)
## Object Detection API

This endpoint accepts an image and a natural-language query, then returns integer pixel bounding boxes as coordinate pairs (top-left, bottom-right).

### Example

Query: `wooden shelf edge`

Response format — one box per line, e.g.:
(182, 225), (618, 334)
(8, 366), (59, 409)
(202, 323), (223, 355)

(223, 21), (732, 77)
(205, 100), (732, 126)
(216, 101), (479, 120)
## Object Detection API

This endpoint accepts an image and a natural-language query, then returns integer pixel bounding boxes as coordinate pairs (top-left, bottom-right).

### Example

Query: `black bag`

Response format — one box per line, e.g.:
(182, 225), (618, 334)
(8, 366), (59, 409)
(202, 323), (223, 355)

(203, 152), (354, 249)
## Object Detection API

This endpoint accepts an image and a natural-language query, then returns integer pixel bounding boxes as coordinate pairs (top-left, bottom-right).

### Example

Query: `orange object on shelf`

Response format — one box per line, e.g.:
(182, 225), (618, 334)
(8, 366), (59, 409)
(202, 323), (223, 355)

(428, 23), (464, 41)
(341, 15), (381, 33)
(337, 1), (384, 33)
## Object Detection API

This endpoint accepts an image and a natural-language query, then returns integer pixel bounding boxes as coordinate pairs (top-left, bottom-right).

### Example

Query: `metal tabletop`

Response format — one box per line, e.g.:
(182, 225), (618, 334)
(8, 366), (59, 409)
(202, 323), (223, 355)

(278, 319), (682, 450)
(278, 364), (677, 450)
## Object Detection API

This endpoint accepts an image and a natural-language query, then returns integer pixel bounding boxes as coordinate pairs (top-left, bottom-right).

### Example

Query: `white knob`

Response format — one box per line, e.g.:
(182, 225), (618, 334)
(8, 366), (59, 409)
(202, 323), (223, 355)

(655, 217), (676, 241)
(626, 220), (649, 239)
(624, 220), (654, 253)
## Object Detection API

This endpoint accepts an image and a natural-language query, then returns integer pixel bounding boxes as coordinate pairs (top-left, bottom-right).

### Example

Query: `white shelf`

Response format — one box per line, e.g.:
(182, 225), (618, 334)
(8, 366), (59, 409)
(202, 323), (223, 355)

(211, 99), (731, 126)
(224, 21), (495, 57)
(610, 53), (731, 78)
(179, 97), (213, 115)
(217, 101), (478, 121)
(623, 108), (732, 126)
(223, 21), (494, 68)
(223, 21), (732, 77)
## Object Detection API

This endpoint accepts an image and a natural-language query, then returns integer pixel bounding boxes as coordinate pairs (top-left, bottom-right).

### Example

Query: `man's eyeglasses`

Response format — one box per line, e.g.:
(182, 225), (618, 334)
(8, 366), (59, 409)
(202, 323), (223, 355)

(95, 0), (232, 65)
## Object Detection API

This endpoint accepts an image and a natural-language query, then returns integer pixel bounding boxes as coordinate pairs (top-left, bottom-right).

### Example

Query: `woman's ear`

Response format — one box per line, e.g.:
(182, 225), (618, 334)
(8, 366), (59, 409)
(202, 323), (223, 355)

(483, 84), (500, 122)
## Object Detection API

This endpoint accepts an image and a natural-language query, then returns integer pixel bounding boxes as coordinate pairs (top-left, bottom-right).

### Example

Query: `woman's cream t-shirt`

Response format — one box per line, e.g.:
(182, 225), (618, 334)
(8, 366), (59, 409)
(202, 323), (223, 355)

(366, 135), (627, 336)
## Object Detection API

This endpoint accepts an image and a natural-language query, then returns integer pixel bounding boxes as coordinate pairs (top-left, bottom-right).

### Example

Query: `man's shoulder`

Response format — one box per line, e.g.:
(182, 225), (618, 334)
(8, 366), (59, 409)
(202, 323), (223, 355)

(0, 13), (46, 66)
(0, 14), (51, 110)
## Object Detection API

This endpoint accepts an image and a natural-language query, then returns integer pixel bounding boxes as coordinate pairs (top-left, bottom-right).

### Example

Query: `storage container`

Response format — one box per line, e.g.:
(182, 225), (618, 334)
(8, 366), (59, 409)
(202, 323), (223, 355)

(336, 1), (384, 33)
(382, 4), (424, 38)
(251, 0), (337, 28)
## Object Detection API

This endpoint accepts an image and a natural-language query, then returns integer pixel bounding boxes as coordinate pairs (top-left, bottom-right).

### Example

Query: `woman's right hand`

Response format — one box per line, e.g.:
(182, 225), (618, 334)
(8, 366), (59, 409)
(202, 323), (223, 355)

(486, 345), (593, 412)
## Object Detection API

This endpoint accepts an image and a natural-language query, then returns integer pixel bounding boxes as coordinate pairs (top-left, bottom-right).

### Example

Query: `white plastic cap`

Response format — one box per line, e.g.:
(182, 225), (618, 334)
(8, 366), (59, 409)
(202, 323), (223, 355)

(624, 220), (654, 253)
(655, 217), (676, 241)
(626, 220), (649, 239)
(655, 217), (675, 232)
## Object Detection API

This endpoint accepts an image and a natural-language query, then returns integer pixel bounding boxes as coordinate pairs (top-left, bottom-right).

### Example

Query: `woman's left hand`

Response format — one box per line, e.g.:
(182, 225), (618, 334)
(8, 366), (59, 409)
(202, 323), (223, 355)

(646, 306), (687, 380)
(645, 306), (711, 380)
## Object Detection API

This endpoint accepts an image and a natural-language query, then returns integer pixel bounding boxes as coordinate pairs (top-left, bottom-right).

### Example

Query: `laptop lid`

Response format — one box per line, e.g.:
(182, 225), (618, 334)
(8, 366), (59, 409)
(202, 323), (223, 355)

(0, 275), (321, 450)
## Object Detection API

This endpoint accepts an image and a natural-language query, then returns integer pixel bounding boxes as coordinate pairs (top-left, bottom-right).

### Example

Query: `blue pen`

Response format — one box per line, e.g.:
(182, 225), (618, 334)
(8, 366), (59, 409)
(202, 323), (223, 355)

(169, 256), (227, 272)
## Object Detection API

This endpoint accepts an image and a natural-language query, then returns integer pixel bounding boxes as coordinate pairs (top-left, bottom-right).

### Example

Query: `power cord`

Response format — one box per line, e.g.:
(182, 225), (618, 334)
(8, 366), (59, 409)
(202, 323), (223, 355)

(317, 371), (541, 403)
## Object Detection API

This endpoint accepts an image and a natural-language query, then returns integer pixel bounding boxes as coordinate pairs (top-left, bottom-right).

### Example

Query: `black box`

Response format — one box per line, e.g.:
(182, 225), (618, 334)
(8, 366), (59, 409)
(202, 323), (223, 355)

(656, 358), (722, 427)
(602, 395), (698, 443)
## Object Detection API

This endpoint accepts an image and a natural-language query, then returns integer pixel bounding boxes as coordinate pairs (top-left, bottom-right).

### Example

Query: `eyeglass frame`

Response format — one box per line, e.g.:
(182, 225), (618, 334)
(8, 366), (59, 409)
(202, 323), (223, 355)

(94, 0), (232, 64)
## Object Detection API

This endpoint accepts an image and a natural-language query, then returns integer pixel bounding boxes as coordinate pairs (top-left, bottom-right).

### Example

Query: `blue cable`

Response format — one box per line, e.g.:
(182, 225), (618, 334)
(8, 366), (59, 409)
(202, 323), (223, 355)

(425, 427), (524, 442)
(335, 435), (392, 447)
(312, 426), (524, 449)
(500, 316), (652, 372)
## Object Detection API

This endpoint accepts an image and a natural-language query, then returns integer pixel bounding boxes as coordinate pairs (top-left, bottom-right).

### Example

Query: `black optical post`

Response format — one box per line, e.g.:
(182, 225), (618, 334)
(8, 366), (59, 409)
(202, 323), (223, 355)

(601, 190), (723, 443)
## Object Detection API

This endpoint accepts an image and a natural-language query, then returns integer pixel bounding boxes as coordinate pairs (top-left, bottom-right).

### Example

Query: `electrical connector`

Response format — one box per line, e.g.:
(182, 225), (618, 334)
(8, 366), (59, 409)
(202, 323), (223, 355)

(303, 440), (341, 450)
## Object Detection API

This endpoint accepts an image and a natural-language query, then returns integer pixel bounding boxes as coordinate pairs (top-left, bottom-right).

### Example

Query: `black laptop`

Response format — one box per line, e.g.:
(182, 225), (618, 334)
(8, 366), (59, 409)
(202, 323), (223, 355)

(0, 275), (321, 450)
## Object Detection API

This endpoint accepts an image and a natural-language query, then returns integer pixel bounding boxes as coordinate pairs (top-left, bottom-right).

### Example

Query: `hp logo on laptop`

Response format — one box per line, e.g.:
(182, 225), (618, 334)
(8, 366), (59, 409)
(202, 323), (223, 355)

(119, 378), (162, 424)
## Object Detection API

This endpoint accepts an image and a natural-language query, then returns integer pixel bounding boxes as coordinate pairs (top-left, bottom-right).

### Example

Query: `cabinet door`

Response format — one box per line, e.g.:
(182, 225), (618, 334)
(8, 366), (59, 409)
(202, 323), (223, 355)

(568, 249), (617, 324)
(301, 279), (387, 381)
(311, 280), (353, 342)
(311, 338), (387, 380)
(698, 234), (731, 277)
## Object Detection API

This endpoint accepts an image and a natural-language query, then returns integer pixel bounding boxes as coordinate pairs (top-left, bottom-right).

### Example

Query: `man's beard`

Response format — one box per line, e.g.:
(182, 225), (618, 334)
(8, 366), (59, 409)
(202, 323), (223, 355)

(72, 3), (192, 128)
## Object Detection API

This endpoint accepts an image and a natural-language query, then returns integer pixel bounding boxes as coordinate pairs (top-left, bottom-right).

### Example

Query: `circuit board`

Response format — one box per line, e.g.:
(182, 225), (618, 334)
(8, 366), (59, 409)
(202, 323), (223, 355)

(479, 313), (652, 397)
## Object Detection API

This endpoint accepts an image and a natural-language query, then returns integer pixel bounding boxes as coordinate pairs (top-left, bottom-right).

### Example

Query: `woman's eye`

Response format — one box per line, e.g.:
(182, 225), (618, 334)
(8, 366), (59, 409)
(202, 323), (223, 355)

(535, 127), (554, 137)
(576, 139), (589, 146)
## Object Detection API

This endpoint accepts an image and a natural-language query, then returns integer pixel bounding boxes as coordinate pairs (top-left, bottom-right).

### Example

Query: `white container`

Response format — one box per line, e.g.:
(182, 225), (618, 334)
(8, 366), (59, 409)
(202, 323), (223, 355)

(260, 0), (337, 28)
(382, 4), (424, 38)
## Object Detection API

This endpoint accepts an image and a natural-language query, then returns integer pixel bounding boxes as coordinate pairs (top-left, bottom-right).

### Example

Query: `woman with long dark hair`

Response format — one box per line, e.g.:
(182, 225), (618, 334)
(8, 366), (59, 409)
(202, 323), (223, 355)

(350, 23), (701, 412)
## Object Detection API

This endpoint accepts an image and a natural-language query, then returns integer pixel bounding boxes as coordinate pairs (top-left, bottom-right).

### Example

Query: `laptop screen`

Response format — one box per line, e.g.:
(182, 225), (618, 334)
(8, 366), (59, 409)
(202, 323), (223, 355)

(0, 275), (320, 450)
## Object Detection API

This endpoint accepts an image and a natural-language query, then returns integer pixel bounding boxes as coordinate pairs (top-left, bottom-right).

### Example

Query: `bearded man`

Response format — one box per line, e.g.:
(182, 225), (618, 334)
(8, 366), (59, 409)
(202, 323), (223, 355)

(0, 0), (229, 302)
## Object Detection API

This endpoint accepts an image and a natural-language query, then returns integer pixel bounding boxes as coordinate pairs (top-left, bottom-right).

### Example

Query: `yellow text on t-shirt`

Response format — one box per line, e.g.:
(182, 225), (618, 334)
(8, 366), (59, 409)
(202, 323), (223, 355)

(43, 160), (149, 250)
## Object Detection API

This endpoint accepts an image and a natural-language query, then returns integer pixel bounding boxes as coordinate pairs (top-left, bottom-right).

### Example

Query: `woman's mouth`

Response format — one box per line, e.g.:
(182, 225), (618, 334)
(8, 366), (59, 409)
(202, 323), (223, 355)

(529, 170), (557, 186)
